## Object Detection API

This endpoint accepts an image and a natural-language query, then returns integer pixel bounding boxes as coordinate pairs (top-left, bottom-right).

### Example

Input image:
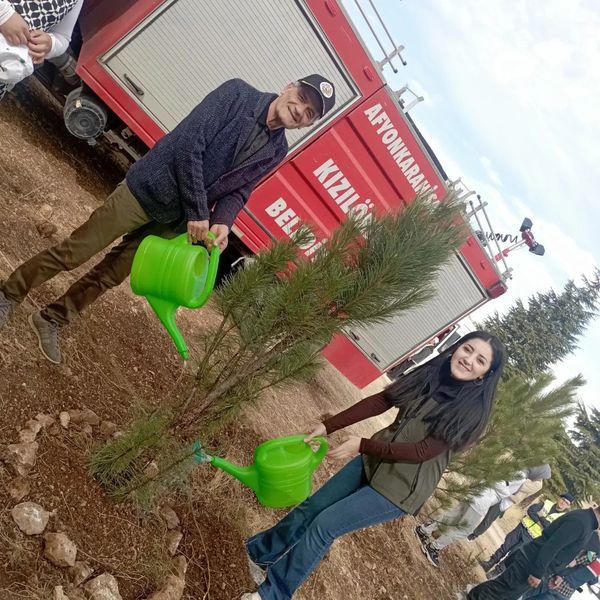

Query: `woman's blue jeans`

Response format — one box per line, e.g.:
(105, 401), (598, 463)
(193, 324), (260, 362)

(246, 456), (405, 600)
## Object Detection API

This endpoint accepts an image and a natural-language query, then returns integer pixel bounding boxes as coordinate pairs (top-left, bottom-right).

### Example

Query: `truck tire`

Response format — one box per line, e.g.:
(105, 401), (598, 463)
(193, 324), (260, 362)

(63, 87), (108, 142)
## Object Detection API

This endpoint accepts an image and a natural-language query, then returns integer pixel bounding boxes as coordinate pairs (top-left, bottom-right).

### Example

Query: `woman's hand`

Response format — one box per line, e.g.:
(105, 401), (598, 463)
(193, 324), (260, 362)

(327, 435), (361, 461)
(0, 12), (30, 45)
(304, 423), (327, 443)
(28, 30), (52, 64)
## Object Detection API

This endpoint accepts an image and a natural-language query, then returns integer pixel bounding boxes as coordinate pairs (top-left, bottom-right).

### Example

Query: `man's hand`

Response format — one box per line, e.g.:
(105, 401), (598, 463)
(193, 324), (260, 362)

(327, 435), (361, 461)
(187, 220), (209, 245)
(0, 12), (29, 45)
(549, 576), (563, 589)
(527, 575), (541, 588)
(209, 223), (229, 251)
(27, 30), (52, 64)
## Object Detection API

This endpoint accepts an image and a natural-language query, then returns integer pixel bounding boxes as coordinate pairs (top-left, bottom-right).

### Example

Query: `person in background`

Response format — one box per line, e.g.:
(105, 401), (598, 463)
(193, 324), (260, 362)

(468, 476), (545, 542)
(0, 75), (336, 363)
(242, 331), (506, 600)
(481, 493), (574, 574)
(464, 506), (600, 599)
(415, 465), (551, 567)
(523, 544), (600, 599)
(0, 0), (84, 100)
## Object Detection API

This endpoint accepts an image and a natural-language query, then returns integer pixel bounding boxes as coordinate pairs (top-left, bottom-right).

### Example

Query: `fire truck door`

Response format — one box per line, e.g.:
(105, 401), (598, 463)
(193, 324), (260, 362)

(346, 254), (487, 370)
(99, 0), (357, 147)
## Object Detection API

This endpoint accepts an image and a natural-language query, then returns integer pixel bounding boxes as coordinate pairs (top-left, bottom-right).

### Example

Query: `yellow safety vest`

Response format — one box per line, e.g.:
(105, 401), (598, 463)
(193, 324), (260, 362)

(522, 499), (565, 538)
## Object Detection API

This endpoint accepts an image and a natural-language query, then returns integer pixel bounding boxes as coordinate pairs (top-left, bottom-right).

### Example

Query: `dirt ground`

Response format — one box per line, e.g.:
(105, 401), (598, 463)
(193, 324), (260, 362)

(0, 80), (494, 600)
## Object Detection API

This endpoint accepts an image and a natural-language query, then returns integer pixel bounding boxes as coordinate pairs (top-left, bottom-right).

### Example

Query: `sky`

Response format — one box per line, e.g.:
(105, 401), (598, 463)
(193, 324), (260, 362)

(340, 1), (600, 596)
(341, 0), (600, 415)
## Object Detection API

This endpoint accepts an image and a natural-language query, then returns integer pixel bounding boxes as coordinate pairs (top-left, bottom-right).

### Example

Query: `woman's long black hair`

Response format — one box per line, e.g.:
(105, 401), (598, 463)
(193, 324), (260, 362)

(384, 330), (506, 452)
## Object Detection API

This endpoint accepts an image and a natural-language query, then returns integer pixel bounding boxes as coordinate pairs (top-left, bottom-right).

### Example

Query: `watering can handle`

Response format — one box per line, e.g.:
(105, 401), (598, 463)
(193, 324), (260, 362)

(310, 436), (329, 470)
(194, 231), (220, 307)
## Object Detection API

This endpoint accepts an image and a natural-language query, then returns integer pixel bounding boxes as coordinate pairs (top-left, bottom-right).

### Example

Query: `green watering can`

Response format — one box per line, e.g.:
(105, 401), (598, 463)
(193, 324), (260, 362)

(130, 233), (220, 360)
(195, 435), (328, 508)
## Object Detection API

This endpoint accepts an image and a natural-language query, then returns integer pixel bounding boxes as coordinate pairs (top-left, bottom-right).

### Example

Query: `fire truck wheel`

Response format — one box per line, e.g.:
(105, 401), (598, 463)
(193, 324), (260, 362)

(63, 87), (108, 142)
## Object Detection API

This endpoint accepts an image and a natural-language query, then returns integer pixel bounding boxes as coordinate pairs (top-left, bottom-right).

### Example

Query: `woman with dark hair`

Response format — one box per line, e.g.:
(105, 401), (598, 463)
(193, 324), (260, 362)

(241, 330), (507, 600)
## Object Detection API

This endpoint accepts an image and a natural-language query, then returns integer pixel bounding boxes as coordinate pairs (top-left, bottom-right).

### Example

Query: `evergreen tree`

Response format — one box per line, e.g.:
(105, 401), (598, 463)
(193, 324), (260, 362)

(437, 372), (581, 506)
(90, 194), (468, 504)
(549, 405), (600, 502)
(476, 274), (600, 506)
(571, 403), (600, 448)
(479, 271), (600, 378)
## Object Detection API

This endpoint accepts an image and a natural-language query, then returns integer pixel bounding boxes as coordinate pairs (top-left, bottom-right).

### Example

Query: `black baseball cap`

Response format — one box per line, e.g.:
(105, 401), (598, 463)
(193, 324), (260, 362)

(299, 74), (336, 118)
(560, 493), (575, 503)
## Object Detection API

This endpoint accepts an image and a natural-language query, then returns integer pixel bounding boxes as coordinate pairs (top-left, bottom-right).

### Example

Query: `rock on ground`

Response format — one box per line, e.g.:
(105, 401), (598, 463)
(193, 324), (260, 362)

(11, 501), (50, 535)
(100, 421), (118, 436)
(166, 530), (183, 556)
(36, 220), (58, 238)
(9, 476), (31, 502)
(69, 560), (94, 586)
(4, 442), (39, 476)
(159, 506), (180, 530)
(18, 428), (38, 443)
(84, 573), (123, 600)
(18, 419), (42, 443)
(44, 532), (78, 567)
(64, 585), (87, 600)
(69, 408), (100, 426)
(35, 413), (56, 428)
(144, 556), (187, 600)
(59, 411), (71, 428)
(53, 585), (70, 600)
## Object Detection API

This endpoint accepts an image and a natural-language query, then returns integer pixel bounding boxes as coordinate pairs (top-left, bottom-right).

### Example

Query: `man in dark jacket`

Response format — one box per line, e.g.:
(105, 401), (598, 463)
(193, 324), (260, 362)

(465, 506), (600, 599)
(521, 532), (600, 598)
(539, 557), (599, 598)
(481, 493), (574, 574)
(0, 75), (336, 363)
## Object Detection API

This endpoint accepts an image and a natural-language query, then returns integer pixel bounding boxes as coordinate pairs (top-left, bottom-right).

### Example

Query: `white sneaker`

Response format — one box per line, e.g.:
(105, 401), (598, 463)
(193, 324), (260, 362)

(247, 555), (267, 585)
(240, 593), (261, 600)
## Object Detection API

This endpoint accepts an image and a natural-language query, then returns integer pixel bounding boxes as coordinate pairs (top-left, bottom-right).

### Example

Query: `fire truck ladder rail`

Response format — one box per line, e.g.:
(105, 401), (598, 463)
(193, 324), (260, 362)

(353, 0), (407, 73)
(446, 179), (512, 281)
(466, 196), (512, 281)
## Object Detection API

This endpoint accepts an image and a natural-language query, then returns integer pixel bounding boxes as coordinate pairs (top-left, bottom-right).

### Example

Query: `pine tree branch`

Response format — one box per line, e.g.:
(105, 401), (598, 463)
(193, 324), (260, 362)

(117, 446), (197, 501)
(176, 332), (308, 432)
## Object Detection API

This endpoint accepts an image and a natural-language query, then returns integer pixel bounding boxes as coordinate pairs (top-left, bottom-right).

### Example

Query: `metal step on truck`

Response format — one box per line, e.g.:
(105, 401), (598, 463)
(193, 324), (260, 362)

(36, 0), (512, 388)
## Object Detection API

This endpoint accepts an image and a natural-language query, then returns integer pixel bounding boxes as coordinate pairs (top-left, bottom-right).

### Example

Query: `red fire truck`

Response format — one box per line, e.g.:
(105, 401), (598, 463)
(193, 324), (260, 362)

(45, 0), (510, 387)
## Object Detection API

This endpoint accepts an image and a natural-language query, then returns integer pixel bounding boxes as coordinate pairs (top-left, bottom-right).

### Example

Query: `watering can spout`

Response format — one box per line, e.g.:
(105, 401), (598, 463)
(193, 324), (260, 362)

(146, 296), (189, 360)
(130, 233), (220, 359)
(206, 435), (328, 508)
(210, 456), (259, 493)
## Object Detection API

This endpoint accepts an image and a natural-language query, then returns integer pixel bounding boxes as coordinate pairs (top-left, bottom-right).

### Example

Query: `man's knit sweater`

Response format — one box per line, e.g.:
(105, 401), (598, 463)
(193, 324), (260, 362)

(126, 78), (288, 229)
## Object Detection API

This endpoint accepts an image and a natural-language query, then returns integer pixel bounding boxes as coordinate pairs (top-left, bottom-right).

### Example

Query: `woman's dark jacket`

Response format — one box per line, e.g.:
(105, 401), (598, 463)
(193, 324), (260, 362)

(324, 393), (451, 513)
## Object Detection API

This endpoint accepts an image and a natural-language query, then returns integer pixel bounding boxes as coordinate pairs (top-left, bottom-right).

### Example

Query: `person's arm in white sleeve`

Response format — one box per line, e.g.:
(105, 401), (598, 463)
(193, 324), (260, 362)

(46, 0), (84, 59)
(0, 1), (29, 45)
(0, 0), (16, 26)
